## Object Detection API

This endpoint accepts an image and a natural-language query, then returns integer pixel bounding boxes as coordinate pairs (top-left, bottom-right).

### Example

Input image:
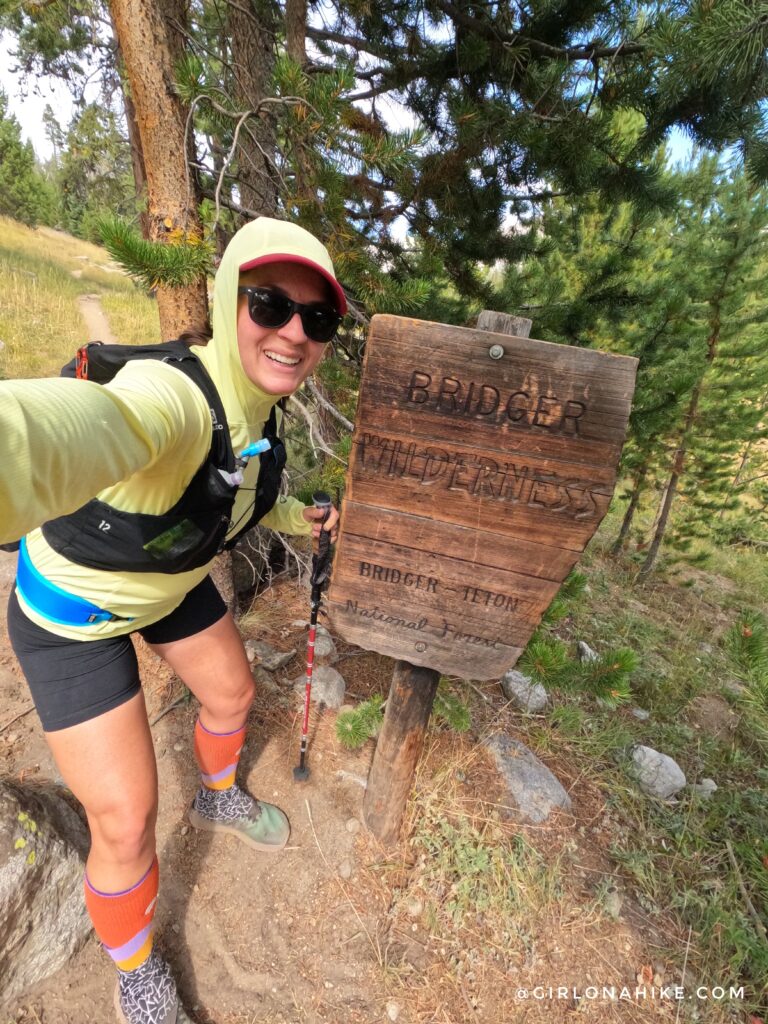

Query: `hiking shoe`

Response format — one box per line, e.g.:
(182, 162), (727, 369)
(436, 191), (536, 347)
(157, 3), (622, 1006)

(114, 949), (195, 1024)
(188, 783), (290, 852)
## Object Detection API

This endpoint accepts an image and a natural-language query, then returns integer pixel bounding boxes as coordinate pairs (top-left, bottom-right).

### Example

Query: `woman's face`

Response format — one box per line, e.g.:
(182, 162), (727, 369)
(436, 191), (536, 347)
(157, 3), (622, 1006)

(236, 261), (332, 395)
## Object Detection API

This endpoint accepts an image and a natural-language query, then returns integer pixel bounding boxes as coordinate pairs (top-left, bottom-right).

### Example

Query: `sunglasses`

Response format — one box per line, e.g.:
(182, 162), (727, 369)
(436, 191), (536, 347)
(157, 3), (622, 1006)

(237, 286), (342, 343)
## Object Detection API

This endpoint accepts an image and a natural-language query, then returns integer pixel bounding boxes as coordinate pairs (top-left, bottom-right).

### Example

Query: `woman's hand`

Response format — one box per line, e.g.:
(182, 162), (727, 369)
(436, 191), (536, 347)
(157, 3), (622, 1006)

(301, 503), (340, 543)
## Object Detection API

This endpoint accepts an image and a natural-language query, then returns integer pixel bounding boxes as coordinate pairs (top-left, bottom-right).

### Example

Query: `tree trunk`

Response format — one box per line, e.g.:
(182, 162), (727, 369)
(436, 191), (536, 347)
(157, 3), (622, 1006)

(108, 0), (208, 340)
(228, 0), (279, 219)
(610, 463), (648, 556)
(285, 0), (307, 64)
(121, 86), (150, 239)
(637, 443), (687, 578)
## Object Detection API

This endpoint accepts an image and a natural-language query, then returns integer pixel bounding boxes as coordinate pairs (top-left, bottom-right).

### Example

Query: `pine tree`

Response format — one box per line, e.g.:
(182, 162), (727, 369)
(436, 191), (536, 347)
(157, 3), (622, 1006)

(56, 103), (136, 241)
(0, 90), (56, 227)
(638, 168), (768, 575)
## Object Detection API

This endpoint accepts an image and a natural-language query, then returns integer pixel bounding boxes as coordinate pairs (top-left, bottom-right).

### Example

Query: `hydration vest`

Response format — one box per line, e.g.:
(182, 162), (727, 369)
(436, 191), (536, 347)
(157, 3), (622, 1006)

(38, 340), (286, 574)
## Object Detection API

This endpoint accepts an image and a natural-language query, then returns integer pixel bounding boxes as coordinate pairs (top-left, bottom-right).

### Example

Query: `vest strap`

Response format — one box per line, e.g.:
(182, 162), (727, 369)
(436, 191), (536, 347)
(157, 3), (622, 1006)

(16, 539), (134, 626)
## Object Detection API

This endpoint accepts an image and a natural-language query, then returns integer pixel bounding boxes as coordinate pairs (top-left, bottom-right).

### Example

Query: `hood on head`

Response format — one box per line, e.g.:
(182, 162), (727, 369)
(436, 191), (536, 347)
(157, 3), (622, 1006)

(198, 218), (345, 423)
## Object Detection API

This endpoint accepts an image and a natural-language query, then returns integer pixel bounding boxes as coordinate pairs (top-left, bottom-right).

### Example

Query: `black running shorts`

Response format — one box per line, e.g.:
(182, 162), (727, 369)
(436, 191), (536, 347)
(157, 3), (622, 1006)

(7, 576), (227, 732)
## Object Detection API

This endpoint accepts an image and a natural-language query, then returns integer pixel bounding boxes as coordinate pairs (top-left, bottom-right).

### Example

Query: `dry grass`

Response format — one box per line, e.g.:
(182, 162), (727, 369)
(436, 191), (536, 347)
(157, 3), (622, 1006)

(99, 290), (160, 345)
(0, 248), (88, 378)
(0, 216), (159, 380)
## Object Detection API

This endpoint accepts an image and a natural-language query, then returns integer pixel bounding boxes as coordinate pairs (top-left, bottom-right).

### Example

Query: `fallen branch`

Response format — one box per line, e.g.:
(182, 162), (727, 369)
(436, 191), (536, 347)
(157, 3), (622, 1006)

(149, 694), (188, 727)
(304, 376), (354, 432)
(0, 704), (35, 734)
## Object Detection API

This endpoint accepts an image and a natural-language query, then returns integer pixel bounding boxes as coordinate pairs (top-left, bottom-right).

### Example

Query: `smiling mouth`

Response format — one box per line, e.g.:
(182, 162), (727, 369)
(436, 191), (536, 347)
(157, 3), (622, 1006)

(265, 350), (301, 366)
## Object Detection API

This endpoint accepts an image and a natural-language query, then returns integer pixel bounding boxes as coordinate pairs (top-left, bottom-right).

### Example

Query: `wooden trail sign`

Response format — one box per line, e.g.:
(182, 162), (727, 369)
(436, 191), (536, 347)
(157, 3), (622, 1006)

(327, 315), (638, 680)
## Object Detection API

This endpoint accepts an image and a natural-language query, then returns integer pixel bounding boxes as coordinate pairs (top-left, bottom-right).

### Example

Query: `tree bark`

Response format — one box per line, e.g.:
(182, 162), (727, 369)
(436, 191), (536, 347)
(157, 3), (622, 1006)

(108, 0), (208, 340)
(285, 0), (307, 64)
(610, 462), (648, 556)
(227, 0), (279, 219)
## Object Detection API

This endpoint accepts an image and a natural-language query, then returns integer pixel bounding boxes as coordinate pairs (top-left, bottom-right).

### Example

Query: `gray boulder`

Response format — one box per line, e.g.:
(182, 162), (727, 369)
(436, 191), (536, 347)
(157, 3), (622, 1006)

(500, 670), (548, 713)
(313, 633), (338, 663)
(629, 745), (687, 799)
(244, 639), (296, 672)
(292, 665), (346, 708)
(484, 733), (572, 823)
(0, 782), (91, 1008)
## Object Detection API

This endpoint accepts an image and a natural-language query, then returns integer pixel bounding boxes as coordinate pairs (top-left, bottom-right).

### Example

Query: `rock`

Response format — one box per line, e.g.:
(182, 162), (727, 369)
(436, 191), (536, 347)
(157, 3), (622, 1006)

(722, 680), (746, 699)
(313, 633), (337, 663)
(173, 742), (184, 752)
(338, 859), (353, 879)
(406, 897), (423, 919)
(629, 745), (687, 799)
(691, 778), (718, 799)
(244, 640), (296, 672)
(577, 641), (599, 663)
(292, 666), (346, 708)
(386, 1001), (400, 1022)
(500, 670), (548, 713)
(631, 708), (650, 721)
(484, 733), (573, 823)
(602, 886), (623, 920)
(291, 621), (330, 637)
(345, 818), (361, 834)
(0, 782), (91, 1006)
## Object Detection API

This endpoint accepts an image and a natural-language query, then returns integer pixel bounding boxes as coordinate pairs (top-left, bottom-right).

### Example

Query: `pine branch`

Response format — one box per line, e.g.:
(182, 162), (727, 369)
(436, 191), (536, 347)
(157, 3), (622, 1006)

(97, 216), (213, 290)
(432, 0), (646, 61)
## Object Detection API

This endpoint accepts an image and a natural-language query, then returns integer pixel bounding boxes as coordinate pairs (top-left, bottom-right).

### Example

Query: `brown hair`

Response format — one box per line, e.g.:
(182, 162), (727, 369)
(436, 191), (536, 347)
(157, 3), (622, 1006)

(178, 324), (213, 346)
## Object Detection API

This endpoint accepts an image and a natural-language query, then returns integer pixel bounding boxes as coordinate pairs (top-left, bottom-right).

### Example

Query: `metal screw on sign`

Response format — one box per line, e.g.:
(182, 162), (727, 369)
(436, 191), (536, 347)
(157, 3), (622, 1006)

(489, 344), (504, 359)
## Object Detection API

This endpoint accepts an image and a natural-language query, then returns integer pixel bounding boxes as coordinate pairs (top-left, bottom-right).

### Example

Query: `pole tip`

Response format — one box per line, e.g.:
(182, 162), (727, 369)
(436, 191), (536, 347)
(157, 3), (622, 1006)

(293, 765), (310, 782)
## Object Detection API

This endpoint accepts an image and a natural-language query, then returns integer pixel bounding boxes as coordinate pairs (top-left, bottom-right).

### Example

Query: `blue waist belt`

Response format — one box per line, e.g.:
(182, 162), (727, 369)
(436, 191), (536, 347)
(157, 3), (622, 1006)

(16, 538), (133, 626)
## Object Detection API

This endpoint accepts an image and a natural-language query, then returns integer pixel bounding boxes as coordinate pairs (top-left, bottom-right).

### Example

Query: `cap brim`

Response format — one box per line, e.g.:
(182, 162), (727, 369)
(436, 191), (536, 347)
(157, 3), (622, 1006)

(239, 254), (347, 315)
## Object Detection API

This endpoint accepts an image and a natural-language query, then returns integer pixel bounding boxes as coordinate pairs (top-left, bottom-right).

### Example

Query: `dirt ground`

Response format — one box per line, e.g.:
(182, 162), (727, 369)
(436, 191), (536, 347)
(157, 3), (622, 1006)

(0, 551), (389, 1024)
(0, 549), (745, 1024)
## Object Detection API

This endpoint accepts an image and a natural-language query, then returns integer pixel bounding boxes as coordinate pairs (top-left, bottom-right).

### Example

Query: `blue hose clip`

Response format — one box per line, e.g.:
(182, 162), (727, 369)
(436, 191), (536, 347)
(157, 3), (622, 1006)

(218, 438), (272, 488)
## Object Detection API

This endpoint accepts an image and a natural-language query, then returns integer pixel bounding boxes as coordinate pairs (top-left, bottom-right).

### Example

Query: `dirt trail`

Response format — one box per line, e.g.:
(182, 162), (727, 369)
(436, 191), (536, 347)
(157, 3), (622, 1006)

(0, 561), (388, 1023)
(77, 293), (118, 344)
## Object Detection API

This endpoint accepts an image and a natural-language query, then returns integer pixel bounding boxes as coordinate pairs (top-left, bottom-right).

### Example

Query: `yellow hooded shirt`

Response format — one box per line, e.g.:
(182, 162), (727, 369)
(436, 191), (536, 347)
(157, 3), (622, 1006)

(0, 220), (323, 639)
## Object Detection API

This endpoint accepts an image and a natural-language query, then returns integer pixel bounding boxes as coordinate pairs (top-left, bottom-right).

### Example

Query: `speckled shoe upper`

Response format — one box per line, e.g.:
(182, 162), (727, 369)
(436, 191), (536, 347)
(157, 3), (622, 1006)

(189, 784), (290, 851)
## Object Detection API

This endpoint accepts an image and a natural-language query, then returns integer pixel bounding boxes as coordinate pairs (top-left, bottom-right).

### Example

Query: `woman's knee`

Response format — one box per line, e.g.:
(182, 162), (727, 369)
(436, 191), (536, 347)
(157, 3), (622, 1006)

(205, 671), (255, 721)
(87, 800), (157, 866)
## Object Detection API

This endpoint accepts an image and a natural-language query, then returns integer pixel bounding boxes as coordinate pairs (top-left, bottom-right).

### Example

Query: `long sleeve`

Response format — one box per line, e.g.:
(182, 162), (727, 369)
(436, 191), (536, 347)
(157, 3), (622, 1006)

(0, 365), (211, 544)
(259, 494), (312, 536)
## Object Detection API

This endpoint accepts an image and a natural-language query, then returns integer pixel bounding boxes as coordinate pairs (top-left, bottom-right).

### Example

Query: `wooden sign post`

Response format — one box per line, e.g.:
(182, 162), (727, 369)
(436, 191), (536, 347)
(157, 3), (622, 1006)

(327, 313), (638, 844)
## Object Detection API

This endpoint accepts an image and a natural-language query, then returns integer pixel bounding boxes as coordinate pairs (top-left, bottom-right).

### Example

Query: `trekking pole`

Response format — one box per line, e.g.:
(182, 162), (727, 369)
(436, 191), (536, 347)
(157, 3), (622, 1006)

(293, 491), (333, 782)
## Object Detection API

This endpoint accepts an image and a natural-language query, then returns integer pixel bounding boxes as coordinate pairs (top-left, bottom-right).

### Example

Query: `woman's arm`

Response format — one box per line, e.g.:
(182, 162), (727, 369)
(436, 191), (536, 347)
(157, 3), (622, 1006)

(0, 366), (210, 543)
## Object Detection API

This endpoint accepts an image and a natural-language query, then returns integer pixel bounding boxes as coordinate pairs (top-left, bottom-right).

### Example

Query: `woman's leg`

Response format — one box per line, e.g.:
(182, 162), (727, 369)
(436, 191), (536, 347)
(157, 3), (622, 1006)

(45, 692), (158, 892)
(147, 608), (289, 851)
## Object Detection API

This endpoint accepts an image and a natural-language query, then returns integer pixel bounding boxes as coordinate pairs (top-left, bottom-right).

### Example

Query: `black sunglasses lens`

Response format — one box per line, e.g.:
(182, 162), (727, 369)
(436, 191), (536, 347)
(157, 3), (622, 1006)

(301, 307), (341, 343)
(248, 289), (293, 328)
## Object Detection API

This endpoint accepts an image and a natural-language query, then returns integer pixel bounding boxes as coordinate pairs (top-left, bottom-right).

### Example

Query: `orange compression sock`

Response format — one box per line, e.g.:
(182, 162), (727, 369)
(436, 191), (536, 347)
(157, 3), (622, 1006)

(193, 717), (246, 791)
(84, 856), (159, 971)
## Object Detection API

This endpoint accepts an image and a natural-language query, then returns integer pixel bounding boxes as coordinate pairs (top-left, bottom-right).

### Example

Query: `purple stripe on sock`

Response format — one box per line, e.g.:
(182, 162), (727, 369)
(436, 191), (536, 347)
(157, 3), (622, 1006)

(85, 860), (154, 899)
(201, 761), (238, 784)
(197, 718), (246, 738)
(105, 922), (155, 962)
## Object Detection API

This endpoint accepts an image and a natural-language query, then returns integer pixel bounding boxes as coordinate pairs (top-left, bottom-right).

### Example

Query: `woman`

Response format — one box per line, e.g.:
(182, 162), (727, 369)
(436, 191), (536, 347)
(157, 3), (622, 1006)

(0, 218), (343, 1024)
